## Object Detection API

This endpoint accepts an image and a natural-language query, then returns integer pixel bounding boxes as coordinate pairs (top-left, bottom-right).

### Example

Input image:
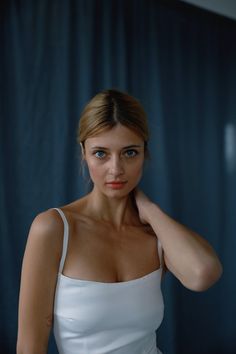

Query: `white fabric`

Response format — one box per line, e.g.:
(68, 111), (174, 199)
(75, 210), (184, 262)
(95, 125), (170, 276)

(53, 208), (164, 354)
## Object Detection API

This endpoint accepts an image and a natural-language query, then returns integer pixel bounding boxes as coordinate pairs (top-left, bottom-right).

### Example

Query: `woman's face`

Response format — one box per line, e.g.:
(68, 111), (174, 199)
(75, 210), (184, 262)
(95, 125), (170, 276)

(83, 124), (145, 198)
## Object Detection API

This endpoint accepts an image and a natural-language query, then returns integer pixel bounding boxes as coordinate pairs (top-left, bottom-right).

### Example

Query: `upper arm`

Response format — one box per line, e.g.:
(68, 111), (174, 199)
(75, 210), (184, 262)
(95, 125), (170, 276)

(17, 209), (64, 354)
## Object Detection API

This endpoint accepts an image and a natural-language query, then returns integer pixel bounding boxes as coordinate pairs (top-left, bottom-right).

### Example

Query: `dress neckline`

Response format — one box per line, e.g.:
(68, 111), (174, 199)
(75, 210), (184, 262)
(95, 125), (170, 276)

(58, 267), (162, 287)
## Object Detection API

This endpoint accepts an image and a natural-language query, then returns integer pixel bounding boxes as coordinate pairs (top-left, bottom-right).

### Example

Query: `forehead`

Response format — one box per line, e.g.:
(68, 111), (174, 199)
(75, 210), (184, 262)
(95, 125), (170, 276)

(85, 124), (143, 148)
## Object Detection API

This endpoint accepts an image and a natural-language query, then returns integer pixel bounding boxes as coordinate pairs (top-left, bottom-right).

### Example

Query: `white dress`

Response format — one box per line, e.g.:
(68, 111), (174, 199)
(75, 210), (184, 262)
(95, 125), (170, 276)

(53, 208), (164, 354)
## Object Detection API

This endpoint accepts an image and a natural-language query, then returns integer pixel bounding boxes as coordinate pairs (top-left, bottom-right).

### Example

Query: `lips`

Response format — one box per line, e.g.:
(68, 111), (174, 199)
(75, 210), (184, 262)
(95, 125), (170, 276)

(105, 181), (127, 189)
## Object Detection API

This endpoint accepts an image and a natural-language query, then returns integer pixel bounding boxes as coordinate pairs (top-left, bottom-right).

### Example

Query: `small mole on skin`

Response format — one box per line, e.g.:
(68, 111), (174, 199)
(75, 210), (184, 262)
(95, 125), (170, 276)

(46, 314), (53, 327)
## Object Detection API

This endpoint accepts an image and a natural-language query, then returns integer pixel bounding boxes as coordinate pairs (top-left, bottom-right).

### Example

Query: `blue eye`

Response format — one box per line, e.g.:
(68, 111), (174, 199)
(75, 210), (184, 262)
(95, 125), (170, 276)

(94, 150), (106, 159)
(124, 149), (138, 158)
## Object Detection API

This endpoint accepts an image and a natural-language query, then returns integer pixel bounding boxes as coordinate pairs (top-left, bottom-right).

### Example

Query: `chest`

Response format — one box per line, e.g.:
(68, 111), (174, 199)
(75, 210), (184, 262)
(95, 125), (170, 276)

(62, 221), (160, 283)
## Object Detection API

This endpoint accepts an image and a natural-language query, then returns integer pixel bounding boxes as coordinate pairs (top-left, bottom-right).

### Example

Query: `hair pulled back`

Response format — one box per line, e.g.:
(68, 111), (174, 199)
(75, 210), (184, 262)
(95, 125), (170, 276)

(78, 89), (149, 151)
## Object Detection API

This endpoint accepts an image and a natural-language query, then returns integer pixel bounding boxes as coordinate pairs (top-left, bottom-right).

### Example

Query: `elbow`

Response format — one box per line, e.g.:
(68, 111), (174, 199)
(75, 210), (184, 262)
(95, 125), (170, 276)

(187, 259), (223, 292)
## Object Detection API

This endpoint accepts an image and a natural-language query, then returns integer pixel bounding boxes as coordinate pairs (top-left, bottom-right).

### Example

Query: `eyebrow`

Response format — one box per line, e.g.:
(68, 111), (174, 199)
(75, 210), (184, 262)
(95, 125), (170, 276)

(90, 144), (143, 150)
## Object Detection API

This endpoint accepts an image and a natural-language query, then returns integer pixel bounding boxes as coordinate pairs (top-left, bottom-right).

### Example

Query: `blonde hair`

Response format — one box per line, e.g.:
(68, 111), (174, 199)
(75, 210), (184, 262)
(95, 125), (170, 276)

(78, 89), (149, 153)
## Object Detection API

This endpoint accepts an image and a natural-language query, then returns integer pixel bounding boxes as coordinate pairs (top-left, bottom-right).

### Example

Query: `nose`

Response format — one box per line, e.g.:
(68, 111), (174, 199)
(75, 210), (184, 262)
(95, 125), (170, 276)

(108, 155), (124, 176)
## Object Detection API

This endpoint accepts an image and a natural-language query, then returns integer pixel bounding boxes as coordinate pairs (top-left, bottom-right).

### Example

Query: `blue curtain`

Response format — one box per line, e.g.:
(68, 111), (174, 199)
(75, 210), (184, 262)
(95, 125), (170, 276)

(1, 1), (235, 353)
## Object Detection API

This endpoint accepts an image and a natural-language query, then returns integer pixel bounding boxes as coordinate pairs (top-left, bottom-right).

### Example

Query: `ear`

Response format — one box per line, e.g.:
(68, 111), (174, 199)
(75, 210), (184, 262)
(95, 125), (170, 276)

(80, 142), (85, 159)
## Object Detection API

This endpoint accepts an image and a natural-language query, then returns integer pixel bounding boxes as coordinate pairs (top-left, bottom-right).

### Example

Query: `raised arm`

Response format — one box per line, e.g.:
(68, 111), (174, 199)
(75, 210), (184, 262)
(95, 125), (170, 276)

(134, 189), (223, 291)
(17, 209), (64, 354)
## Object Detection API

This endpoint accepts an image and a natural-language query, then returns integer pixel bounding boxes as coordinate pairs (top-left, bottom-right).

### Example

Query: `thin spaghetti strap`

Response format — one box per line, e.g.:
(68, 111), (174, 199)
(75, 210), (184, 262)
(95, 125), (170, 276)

(157, 238), (163, 268)
(53, 208), (69, 274)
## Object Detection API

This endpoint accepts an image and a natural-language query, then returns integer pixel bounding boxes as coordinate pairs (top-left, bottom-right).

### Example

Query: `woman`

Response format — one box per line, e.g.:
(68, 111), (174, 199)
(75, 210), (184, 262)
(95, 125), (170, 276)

(17, 89), (222, 354)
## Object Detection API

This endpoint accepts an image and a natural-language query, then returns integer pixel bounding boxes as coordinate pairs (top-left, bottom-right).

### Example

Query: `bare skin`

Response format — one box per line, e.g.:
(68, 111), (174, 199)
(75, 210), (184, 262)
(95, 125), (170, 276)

(134, 189), (223, 291)
(17, 124), (222, 354)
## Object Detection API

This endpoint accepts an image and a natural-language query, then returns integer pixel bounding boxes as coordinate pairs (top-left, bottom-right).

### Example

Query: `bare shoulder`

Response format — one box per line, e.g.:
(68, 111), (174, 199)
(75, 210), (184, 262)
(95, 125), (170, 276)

(30, 208), (64, 234)
(25, 208), (65, 263)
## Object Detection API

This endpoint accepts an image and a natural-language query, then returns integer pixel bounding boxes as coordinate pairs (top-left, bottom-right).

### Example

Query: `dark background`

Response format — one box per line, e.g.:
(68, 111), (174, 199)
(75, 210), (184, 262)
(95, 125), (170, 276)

(1, 0), (236, 353)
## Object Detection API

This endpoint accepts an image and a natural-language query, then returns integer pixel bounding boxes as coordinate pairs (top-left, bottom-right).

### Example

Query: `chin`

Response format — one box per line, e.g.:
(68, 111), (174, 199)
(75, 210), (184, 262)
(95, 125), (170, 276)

(102, 189), (127, 198)
(103, 185), (136, 199)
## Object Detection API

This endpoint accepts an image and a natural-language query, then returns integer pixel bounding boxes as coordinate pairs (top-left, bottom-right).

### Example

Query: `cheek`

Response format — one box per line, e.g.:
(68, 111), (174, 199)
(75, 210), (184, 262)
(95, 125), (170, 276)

(86, 160), (104, 183)
(127, 160), (144, 181)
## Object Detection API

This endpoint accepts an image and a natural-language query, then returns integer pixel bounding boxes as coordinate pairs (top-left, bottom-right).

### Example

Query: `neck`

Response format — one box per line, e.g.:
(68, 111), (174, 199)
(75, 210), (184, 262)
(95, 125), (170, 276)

(84, 187), (140, 229)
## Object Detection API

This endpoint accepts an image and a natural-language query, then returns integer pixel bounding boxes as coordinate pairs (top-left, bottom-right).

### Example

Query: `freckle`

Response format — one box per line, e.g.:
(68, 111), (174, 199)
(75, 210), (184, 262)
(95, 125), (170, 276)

(46, 314), (53, 327)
